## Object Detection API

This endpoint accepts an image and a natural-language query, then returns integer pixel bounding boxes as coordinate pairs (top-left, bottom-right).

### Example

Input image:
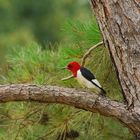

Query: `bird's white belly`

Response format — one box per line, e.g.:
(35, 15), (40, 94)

(76, 70), (97, 89)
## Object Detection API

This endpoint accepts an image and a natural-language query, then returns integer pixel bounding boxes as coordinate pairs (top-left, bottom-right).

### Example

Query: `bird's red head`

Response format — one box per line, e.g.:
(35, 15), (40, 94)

(67, 61), (81, 77)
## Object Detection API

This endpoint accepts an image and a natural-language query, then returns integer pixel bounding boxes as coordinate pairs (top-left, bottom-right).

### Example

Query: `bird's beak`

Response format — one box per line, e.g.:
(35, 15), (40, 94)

(60, 66), (67, 70)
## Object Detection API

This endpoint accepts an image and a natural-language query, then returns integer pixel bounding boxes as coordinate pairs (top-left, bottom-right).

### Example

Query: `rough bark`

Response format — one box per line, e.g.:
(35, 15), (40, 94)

(90, 0), (140, 137)
(0, 84), (140, 134)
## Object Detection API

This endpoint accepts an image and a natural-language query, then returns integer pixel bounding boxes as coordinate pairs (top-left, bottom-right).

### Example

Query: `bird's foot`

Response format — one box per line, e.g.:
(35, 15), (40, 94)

(99, 92), (106, 97)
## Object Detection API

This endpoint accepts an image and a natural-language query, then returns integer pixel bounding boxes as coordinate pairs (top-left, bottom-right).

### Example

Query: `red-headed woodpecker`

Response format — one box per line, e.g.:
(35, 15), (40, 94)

(63, 61), (106, 96)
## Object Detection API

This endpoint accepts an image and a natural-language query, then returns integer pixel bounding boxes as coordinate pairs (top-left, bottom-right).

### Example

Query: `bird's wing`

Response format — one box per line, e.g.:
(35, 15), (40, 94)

(80, 67), (102, 88)
(92, 79), (102, 88)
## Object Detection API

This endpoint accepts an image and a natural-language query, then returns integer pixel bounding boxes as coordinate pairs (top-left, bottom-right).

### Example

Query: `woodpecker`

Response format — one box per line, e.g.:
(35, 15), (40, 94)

(63, 61), (106, 96)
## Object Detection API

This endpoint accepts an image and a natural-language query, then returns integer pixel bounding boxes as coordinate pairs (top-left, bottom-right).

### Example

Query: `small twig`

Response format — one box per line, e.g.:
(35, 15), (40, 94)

(81, 41), (104, 66)
(61, 75), (74, 81)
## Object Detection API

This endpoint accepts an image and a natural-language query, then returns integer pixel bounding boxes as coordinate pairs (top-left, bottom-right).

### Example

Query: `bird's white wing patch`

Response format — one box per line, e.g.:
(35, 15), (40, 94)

(92, 79), (102, 88)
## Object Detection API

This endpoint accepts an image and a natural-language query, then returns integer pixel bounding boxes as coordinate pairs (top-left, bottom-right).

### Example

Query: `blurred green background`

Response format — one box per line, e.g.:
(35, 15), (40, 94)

(0, 0), (133, 140)
(0, 0), (90, 47)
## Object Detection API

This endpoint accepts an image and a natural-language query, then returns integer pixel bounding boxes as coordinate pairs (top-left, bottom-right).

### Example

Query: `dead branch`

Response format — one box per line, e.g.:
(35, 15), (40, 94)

(61, 75), (73, 81)
(81, 41), (104, 66)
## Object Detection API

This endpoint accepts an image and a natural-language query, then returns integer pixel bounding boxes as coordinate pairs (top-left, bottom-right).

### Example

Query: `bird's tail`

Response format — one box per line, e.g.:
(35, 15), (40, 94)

(99, 88), (106, 96)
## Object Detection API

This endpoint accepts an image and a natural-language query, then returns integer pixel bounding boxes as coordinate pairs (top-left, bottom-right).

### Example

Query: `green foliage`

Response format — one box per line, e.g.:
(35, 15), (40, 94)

(63, 20), (101, 46)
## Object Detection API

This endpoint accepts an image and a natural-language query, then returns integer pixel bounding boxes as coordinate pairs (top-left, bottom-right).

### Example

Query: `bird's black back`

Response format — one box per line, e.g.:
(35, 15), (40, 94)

(80, 67), (95, 81)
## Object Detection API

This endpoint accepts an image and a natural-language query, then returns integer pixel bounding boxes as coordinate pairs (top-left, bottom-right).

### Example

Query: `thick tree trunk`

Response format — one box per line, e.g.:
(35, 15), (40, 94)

(91, 0), (140, 137)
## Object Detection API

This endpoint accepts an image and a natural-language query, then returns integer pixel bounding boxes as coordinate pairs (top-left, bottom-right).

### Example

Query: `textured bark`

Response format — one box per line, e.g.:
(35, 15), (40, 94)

(91, 0), (140, 137)
(0, 84), (140, 134)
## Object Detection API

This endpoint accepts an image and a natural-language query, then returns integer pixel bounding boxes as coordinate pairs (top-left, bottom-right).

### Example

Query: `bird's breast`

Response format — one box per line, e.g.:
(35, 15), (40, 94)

(76, 70), (97, 89)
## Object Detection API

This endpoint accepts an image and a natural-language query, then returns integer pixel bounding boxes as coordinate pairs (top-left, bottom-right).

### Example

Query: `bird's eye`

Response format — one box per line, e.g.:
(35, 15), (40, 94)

(68, 64), (72, 68)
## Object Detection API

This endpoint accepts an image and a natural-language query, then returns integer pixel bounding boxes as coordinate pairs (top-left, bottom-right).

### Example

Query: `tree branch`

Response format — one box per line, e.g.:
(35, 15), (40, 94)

(0, 85), (128, 117)
(81, 41), (104, 66)
(0, 84), (121, 113)
(0, 84), (140, 133)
